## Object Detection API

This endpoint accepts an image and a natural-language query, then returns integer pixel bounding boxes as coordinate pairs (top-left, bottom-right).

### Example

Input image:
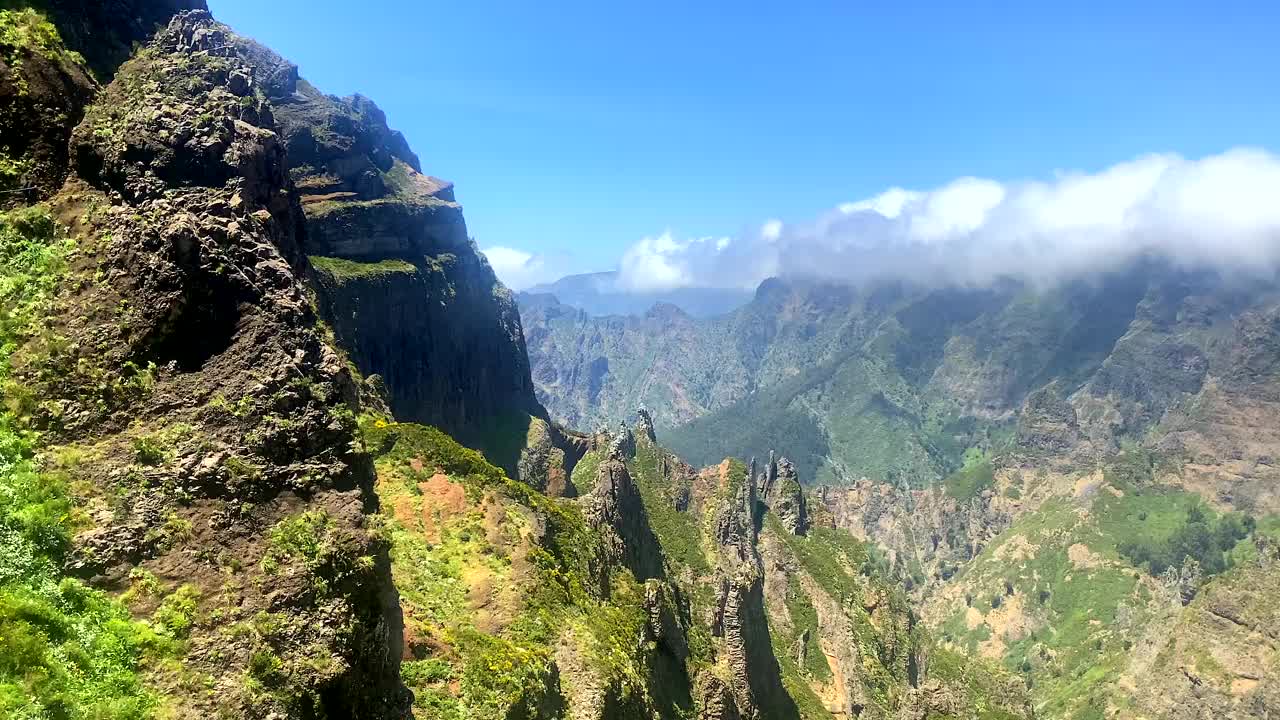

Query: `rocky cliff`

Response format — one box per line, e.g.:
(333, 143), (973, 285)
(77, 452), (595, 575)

(3, 8), (410, 717)
(249, 48), (543, 453)
(0, 6), (1032, 718)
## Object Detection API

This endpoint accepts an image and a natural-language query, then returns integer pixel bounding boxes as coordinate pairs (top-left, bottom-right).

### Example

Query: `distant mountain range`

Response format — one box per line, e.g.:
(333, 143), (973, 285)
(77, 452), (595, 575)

(521, 262), (1280, 498)
(524, 270), (753, 318)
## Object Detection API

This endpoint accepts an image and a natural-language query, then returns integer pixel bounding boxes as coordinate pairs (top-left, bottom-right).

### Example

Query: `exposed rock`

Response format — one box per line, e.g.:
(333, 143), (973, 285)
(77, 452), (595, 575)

(1017, 381), (1084, 456)
(1125, 560), (1280, 719)
(517, 416), (591, 497)
(695, 673), (743, 720)
(1161, 556), (1204, 606)
(25, 11), (410, 717)
(756, 452), (808, 535)
(644, 579), (689, 663)
(708, 460), (797, 720)
(816, 479), (1012, 593)
(0, 8), (97, 202)
(607, 420), (636, 460)
(581, 455), (664, 583)
(207, 41), (547, 452)
(31, 0), (208, 78)
(714, 464), (758, 564)
(635, 406), (657, 445)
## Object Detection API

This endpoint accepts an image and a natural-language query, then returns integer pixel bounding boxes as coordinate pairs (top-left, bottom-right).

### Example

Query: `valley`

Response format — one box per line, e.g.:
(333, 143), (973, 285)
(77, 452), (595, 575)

(1, 2), (1277, 719)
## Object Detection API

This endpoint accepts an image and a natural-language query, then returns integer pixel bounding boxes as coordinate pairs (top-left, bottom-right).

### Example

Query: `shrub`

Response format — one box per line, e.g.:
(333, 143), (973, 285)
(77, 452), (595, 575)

(1117, 504), (1251, 577)
(132, 434), (169, 466)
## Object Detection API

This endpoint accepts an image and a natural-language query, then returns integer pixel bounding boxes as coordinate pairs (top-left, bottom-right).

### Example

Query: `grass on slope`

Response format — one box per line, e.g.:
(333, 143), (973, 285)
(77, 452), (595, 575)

(361, 417), (681, 719)
(943, 448), (996, 501)
(0, 206), (184, 718)
(625, 442), (710, 573)
(935, 468), (1260, 719)
(308, 255), (416, 283)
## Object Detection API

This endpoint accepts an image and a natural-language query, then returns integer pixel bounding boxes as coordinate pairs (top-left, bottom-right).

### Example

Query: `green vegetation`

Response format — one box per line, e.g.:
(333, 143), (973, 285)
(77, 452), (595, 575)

(943, 448), (996, 501)
(936, 464), (1273, 719)
(774, 649), (834, 720)
(260, 511), (374, 597)
(0, 205), (175, 717)
(927, 649), (1029, 720)
(362, 416), (684, 718)
(768, 514), (870, 604)
(665, 359), (838, 483)
(569, 447), (603, 494)
(626, 442), (709, 573)
(765, 514), (918, 711)
(130, 434), (169, 466)
(782, 576), (831, 681)
(1, 207), (70, 375)
(1116, 502), (1251, 576)
(308, 255), (417, 283)
(1, 7), (86, 74)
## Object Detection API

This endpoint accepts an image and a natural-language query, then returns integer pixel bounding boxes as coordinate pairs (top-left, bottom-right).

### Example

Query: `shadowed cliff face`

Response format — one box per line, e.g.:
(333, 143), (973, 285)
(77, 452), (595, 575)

(228, 44), (542, 448)
(20, 0), (209, 78)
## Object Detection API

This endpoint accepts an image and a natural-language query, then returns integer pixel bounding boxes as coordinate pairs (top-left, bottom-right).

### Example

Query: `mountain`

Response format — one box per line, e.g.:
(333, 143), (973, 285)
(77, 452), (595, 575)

(0, 5), (1037, 719)
(524, 263), (1280, 715)
(5, 3), (1277, 718)
(522, 266), (1280, 494)
(524, 270), (753, 318)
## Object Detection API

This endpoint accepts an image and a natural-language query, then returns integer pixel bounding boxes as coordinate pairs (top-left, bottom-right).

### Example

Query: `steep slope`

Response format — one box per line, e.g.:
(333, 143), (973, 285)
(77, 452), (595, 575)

(614, 411), (1030, 720)
(916, 449), (1276, 718)
(3, 9), (410, 717)
(521, 293), (744, 430)
(237, 44), (544, 458)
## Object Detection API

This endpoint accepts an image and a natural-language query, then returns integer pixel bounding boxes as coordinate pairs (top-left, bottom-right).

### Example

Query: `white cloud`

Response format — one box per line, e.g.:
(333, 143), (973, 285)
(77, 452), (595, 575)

(481, 246), (558, 291)
(616, 231), (739, 291)
(613, 148), (1280, 292)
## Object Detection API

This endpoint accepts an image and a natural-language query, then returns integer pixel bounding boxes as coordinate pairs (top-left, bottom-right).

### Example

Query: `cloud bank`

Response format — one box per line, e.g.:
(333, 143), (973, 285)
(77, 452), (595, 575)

(481, 246), (560, 291)
(615, 148), (1280, 292)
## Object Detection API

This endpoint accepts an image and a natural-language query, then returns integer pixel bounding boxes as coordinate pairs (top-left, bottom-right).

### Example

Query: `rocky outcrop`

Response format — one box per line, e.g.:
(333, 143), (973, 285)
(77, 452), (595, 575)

(582, 453), (664, 583)
(28, 0), (207, 78)
(756, 452), (808, 535)
(216, 41), (544, 450)
(696, 674), (743, 720)
(1017, 381), (1085, 457)
(635, 406), (657, 445)
(607, 420), (637, 460)
(517, 415), (591, 496)
(1123, 560), (1280, 719)
(644, 579), (690, 663)
(0, 7), (97, 202)
(816, 479), (1012, 592)
(21, 11), (409, 717)
(709, 463), (798, 720)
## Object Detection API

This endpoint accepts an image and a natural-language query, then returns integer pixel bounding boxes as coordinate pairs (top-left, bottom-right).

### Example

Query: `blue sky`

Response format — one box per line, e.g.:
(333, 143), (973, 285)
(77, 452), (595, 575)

(210, 0), (1280, 289)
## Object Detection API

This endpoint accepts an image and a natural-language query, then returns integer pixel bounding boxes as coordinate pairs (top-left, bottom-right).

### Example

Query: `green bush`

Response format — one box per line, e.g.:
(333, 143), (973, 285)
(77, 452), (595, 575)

(1117, 504), (1252, 576)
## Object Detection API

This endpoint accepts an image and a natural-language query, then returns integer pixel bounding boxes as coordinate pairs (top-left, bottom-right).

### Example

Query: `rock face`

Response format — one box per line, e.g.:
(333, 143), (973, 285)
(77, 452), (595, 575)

(644, 579), (690, 664)
(27, 0), (208, 77)
(20, 11), (409, 717)
(815, 479), (1012, 592)
(1016, 381), (1085, 456)
(582, 453), (664, 583)
(756, 452), (808, 536)
(525, 265), (1280, 497)
(238, 49), (543, 449)
(1122, 559), (1280, 719)
(0, 7), (97, 201)
(709, 462), (798, 720)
